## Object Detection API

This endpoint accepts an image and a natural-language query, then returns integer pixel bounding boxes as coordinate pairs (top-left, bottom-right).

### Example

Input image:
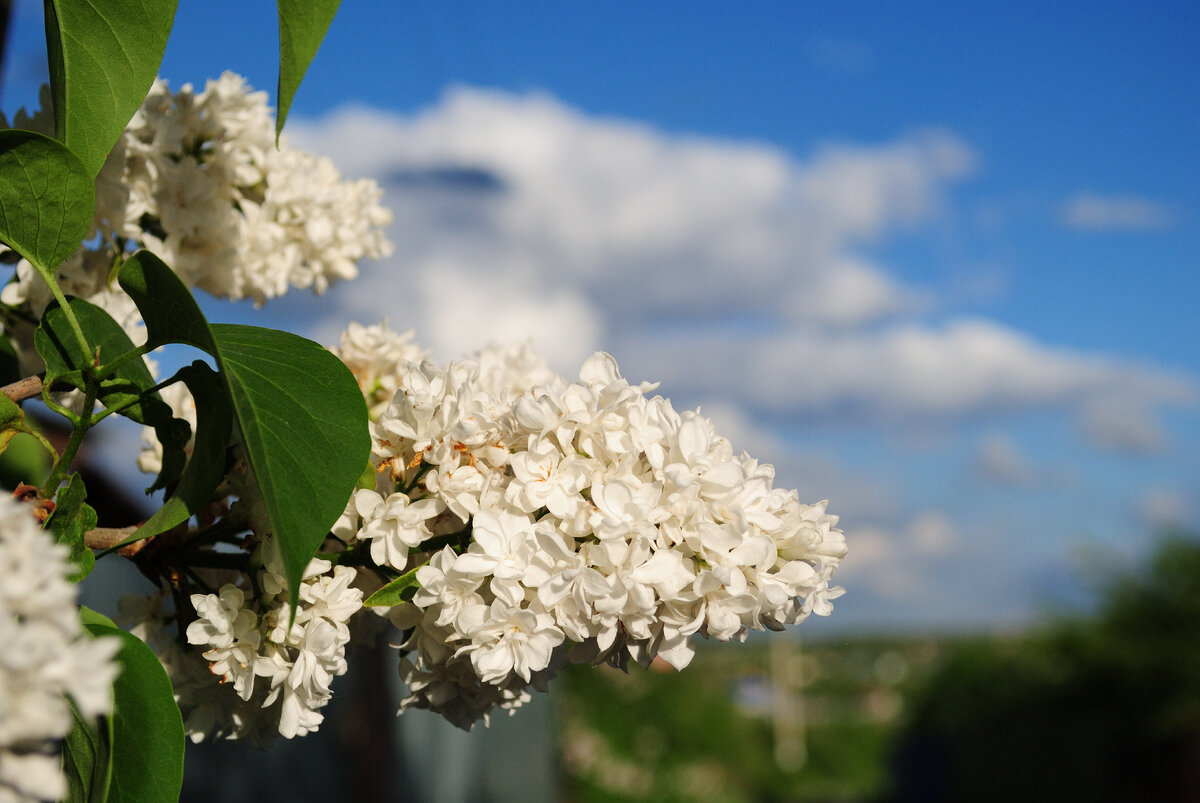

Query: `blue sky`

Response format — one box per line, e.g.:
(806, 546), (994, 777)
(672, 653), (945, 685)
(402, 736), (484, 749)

(3, 1), (1198, 632)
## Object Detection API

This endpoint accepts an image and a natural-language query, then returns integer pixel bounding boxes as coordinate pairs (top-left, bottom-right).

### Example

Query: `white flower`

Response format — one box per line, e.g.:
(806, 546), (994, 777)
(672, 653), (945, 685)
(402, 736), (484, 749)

(413, 547), (486, 632)
(456, 507), (537, 583)
(335, 326), (847, 730)
(458, 600), (563, 684)
(332, 322), (426, 414)
(0, 493), (120, 803)
(137, 539), (362, 745)
(505, 437), (590, 518)
(187, 586), (262, 700)
(354, 489), (442, 570)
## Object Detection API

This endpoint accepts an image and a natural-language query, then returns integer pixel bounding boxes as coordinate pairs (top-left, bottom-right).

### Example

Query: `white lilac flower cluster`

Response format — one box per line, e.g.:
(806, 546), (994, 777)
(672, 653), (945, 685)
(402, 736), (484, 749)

(0, 73), (393, 371)
(0, 493), (120, 803)
(121, 540), (362, 746)
(333, 323), (847, 729)
(0, 72), (391, 476)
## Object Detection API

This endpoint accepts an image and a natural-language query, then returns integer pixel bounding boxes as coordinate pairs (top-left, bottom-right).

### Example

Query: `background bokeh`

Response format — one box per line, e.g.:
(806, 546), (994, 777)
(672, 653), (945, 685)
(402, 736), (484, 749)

(3, 2), (1197, 800)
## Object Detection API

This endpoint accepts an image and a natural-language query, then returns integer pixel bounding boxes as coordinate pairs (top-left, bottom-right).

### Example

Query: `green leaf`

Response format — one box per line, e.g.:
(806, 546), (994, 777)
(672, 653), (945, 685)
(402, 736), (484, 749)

(0, 392), (22, 430)
(356, 459), (377, 490)
(364, 562), (423, 608)
(62, 696), (113, 803)
(212, 323), (369, 611)
(117, 251), (216, 353)
(275, 0), (341, 137)
(0, 334), (21, 385)
(0, 430), (53, 488)
(44, 472), (96, 581)
(36, 297), (143, 388)
(79, 605), (118, 629)
(44, 0), (179, 177)
(119, 250), (370, 610)
(35, 297), (189, 490)
(119, 362), (232, 547)
(84, 624), (184, 803)
(0, 129), (94, 272)
(63, 607), (118, 802)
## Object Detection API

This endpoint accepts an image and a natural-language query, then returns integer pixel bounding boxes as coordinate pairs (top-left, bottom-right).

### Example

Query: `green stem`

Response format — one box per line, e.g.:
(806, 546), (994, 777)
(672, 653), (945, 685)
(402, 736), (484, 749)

(39, 375), (98, 495)
(94, 343), (153, 382)
(32, 263), (91, 360)
(89, 372), (178, 423)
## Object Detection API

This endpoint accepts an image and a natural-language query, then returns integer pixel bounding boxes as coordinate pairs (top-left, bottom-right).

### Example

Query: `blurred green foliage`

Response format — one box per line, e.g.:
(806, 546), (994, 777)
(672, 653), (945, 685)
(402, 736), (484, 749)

(895, 534), (1200, 802)
(557, 639), (913, 802)
(557, 534), (1200, 802)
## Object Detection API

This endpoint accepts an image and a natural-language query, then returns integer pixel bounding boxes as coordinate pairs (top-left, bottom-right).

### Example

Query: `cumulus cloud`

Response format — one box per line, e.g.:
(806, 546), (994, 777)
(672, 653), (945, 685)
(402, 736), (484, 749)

(836, 511), (961, 601)
(287, 87), (1196, 451)
(1060, 193), (1174, 231)
(1137, 488), (1195, 529)
(976, 434), (1037, 485)
(689, 398), (898, 519)
(289, 88), (971, 356)
(1080, 398), (1166, 455)
(620, 318), (1196, 449)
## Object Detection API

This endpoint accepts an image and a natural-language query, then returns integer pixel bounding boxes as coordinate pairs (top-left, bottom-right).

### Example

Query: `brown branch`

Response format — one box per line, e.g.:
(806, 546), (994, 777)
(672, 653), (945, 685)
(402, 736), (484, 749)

(2, 374), (44, 404)
(84, 525), (140, 552)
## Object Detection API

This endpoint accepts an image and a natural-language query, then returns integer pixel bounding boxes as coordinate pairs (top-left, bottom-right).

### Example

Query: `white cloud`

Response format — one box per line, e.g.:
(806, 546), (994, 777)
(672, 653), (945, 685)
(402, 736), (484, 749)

(688, 398), (898, 519)
(290, 88), (971, 339)
(287, 88), (1196, 451)
(1137, 488), (1195, 529)
(620, 319), (1196, 446)
(976, 434), (1036, 484)
(1060, 193), (1174, 231)
(795, 255), (930, 326)
(1080, 398), (1166, 455)
(416, 258), (603, 367)
(836, 511), (960, 601)
(907, 511), (956, 554)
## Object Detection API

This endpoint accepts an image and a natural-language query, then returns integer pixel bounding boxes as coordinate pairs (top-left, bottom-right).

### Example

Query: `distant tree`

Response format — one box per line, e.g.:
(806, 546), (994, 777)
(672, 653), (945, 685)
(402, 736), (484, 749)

(891, 534), (1200, 803)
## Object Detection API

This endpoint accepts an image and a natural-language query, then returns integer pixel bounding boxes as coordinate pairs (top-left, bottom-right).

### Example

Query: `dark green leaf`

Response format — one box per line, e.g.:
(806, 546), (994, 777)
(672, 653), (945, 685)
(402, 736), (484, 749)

(119, 251), (370, 610)
(118, 251), (216, 354)
(364, 562), (423, 608)
(37, 298), (138, 387)
(63, 607), (117, 802)
(0, 129), (94, 272)
(0, 334), (21, 385)
(84, 624), (184, 803)
(44, 0), (179, 176)
(211, 323), (369, 611)
(62, 696), (113, 803)
(34, 297), (188, 490)
(119, 362), (232, 547)
(44, 473), (96, 582)
(275, 0), (341, 137)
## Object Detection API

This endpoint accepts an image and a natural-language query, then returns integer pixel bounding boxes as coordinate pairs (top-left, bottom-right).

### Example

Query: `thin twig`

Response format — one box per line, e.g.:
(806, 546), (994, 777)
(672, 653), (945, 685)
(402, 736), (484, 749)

(1, 374), (43, 404)
(84, 525), (140, 551)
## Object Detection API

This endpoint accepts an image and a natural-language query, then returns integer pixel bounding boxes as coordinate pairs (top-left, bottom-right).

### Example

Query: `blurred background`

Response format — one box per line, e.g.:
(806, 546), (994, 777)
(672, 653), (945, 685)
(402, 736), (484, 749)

(2, 1), (1198, 800)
